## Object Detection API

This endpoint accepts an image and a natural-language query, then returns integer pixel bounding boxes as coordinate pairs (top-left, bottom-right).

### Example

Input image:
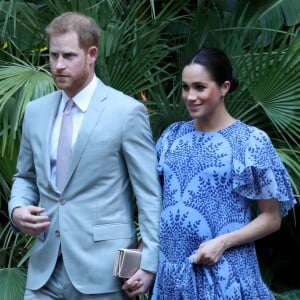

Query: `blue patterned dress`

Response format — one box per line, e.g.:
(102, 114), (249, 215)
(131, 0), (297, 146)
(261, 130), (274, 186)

(151, 120), (296, 300)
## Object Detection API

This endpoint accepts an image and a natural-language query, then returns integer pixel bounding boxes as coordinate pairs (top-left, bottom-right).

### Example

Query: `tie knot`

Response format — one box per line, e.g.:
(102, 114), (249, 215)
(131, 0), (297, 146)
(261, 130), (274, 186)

(64, 99), (74, 114)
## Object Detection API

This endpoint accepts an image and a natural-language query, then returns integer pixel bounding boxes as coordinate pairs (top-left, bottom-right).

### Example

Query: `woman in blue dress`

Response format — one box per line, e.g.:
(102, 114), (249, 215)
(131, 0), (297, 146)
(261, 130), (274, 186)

(151, 47), (296, 299)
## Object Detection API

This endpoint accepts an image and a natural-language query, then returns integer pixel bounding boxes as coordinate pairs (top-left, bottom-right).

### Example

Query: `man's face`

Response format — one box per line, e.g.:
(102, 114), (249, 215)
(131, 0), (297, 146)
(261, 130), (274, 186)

(49, 31), (95, 98)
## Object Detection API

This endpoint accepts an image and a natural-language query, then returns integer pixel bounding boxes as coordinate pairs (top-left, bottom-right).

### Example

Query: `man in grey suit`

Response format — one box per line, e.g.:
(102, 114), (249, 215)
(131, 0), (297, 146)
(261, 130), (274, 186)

(8, 12), (161, 300)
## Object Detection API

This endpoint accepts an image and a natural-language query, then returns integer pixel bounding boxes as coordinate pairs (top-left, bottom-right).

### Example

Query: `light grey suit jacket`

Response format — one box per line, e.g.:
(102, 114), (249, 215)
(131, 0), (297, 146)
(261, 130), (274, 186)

(9, 78), (162, 294)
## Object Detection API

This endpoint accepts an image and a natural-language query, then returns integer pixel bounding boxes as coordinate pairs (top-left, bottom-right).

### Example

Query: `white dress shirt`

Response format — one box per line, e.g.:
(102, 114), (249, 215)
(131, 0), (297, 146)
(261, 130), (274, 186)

(50, 75), (98, 186)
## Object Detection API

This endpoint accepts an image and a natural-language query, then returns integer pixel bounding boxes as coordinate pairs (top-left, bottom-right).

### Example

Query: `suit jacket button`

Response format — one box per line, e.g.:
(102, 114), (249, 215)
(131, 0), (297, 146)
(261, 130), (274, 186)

(59, 199), (66, 205)
(55, 230), (60, 237)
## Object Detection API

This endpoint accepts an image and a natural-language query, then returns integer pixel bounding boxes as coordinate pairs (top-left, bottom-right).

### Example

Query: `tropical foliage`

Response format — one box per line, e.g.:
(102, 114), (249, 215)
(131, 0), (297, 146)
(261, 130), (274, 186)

(0, 0), (299, 299)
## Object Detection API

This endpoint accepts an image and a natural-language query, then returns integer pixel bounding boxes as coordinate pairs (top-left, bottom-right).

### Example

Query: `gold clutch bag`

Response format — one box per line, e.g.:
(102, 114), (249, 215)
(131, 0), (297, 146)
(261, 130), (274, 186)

(113, 248), (142, 278)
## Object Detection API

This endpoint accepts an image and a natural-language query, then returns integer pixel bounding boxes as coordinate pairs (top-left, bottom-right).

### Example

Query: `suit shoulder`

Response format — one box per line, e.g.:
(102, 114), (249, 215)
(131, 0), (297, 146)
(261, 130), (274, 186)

(106, 85), (143, 108)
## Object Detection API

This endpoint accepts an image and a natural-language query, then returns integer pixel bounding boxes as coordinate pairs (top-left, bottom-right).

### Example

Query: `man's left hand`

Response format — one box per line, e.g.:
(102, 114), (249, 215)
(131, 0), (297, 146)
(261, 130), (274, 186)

(122, 269), (154, 297)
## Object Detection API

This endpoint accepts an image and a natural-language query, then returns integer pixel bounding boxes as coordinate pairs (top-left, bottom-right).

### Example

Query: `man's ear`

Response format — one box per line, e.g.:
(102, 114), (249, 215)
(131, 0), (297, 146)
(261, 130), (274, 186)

(87, 46), (98, 64)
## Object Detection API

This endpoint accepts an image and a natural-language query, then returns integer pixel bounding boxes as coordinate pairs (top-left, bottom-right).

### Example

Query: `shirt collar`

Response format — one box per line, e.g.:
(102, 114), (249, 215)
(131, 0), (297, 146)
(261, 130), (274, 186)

(61, 75), (98, 112)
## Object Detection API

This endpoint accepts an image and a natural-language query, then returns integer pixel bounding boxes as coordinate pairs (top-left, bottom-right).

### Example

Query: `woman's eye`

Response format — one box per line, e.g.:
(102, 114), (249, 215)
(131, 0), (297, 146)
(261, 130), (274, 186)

(196, 85), (204, 91)
(182, 84), (189, 91)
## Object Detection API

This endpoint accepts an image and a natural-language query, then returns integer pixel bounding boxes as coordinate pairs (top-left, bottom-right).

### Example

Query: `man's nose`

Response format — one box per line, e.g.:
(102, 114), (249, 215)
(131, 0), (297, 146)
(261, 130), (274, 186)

(55, 56), (66, 69)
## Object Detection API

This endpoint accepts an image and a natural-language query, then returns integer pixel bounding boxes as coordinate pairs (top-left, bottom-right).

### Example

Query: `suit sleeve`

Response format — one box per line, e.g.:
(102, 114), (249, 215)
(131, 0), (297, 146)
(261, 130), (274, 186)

(8, 105), (40, 221)
(121, 102), (162, 273)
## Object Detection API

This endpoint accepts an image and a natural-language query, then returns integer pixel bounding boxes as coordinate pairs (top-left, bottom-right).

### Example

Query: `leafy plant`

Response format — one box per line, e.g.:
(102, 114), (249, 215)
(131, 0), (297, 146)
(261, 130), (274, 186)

(0, 0), (299, 299)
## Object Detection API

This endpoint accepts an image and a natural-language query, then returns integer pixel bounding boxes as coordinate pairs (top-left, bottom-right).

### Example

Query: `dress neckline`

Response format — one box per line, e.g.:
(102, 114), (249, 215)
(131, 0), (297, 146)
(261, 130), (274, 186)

(192, 119), (239, 134)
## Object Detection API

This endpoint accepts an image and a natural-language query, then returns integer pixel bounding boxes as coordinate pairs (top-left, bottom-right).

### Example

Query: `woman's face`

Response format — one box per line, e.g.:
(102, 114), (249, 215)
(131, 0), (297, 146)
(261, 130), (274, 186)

(182, 63), (226, 121)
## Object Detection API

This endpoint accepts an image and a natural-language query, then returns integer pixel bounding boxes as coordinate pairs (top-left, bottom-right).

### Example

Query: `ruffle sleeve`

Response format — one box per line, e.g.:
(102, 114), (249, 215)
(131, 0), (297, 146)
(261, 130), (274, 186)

(232, 125), (296, 217)
(156, 122), (185, 175)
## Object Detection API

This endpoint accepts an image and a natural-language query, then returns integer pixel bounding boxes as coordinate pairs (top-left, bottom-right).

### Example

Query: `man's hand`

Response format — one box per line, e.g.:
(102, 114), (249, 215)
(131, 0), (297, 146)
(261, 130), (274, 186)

(12, 206), (50, 236)
(122, 269), (154, 297)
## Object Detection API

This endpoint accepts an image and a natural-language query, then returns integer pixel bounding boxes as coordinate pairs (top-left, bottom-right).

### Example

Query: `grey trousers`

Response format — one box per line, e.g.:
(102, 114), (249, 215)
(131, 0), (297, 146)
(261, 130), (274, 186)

(24, 256), (131, 300)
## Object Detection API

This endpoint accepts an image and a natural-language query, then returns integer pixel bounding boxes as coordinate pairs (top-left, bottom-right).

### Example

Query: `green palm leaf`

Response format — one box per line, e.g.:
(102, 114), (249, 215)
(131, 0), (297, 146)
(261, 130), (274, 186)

(0, 61), (54, 152)
(229, 32), (300, 146)
(0, 268), (26, 300)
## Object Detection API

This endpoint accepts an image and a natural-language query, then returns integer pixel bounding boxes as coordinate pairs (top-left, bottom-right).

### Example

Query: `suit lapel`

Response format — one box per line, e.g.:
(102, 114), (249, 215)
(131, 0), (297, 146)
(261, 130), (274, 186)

(41, 92), (62, 185)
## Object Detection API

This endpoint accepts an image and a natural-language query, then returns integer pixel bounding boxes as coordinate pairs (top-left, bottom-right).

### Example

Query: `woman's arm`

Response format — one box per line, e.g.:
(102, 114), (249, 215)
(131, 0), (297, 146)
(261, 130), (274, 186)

(194, 199), (281, 265)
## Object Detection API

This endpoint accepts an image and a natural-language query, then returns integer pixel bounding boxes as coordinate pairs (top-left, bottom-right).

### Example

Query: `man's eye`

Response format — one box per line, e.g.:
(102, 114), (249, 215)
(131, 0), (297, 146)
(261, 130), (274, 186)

(64, 53), (75, 59)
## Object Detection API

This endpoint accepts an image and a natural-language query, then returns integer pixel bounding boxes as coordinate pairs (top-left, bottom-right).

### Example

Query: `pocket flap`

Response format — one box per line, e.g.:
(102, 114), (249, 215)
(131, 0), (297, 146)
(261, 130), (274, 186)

(92, 223), (134, 241)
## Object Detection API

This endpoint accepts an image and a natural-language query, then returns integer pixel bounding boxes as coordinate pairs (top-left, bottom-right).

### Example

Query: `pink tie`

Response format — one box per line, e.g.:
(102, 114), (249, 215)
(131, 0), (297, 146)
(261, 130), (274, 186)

(56, 99), (74, 191)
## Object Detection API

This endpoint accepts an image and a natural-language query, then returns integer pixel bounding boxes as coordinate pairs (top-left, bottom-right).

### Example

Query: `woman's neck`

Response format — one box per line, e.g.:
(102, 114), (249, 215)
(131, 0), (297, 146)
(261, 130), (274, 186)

(194, 113), (236, 132)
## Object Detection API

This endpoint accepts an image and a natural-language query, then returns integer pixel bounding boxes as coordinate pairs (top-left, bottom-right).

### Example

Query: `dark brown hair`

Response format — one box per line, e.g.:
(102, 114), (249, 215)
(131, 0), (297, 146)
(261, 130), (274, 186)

(184, 47), (239, 93)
